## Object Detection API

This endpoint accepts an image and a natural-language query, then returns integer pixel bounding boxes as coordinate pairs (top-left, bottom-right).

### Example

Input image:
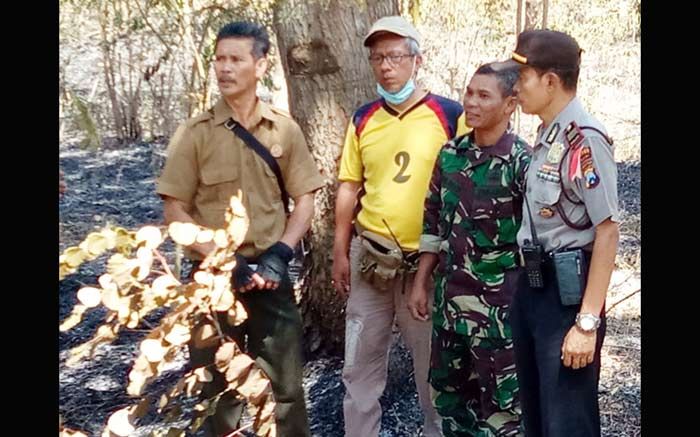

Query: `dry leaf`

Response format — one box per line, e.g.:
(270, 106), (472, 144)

(213, 289), (234, 312)
(59, 305), (87, 332)
(193, 271), (213, 287)
(84, 233), (110, 256)
(135, 226), (162, 249)
(196, 229), (214, 244)
(106, 407), (135, 437)
(225, 353), (255, 383)
(168, 222), (199, 246)
(77, 287), (102, 308)
(63, 247), (86, 268)
(153, 275), (180, 297)
(213, 229), (229, 248)
(140, 339), (166, 362)
(215, 342), (237, 368)
(164, 323), (191, 346)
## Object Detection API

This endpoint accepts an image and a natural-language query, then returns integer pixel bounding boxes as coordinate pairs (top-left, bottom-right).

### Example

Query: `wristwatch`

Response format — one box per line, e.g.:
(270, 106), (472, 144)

(575, 313), (601, 333)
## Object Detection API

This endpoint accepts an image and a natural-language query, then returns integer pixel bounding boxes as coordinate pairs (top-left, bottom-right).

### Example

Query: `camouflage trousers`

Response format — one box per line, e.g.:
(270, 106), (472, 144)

(429, 294), (523, 437)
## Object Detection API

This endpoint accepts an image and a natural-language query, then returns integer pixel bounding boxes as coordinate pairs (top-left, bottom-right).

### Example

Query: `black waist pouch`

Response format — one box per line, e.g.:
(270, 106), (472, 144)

(552, 249), (589, 306)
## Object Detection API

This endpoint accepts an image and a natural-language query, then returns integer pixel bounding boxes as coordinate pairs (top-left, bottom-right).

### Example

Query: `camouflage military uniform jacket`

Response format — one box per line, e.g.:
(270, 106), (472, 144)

(420, 131), (531, 332)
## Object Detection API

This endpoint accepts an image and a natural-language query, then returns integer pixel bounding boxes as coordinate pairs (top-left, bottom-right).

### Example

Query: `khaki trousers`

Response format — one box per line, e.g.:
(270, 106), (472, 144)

(342, 237), (441, 437)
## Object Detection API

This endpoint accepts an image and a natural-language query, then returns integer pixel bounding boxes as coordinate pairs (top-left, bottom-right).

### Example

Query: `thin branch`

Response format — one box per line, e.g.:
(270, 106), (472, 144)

(607, 288), (641, 313)
(153, 248), (176, 279)
(609, 271), (635, 291)
(224, 423), (253, 437)
(606, 344), (640, 351)
(132, 0), (175, 60)
(192, 4), (229, 16)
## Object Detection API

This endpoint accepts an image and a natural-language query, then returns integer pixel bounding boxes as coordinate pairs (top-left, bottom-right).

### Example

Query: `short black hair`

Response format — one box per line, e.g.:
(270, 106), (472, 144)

(216, 21), (270, 58)
(474, 62), (520, 98)
(532, 65), (579, 92)
(514, 29), (581, 91)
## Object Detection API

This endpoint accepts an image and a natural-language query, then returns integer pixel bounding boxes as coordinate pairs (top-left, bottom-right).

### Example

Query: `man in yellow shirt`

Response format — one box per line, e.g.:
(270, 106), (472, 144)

(332, 15), (468, 437)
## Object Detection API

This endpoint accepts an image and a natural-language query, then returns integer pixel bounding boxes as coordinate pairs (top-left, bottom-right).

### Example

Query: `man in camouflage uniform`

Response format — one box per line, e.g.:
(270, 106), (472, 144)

(408, 62), (531, 436)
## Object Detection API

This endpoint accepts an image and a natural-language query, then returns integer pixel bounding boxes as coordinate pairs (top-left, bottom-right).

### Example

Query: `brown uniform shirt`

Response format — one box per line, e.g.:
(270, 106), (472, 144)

(157, 98), (325, 259)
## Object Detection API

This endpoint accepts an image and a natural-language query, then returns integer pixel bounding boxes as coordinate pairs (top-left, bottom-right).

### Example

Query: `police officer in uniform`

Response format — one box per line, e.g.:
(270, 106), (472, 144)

(502, 30), (620, 437)
(157, 21), (324, 436)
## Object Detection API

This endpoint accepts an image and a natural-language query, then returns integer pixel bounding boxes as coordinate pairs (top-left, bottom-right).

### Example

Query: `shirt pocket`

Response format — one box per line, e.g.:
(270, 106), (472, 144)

(200, 164), (240, 205)
(469, 186), (519, 250)
(258, 157), (284, 201)
(531, 181), (561, 207)
(472, 185), (515, 219)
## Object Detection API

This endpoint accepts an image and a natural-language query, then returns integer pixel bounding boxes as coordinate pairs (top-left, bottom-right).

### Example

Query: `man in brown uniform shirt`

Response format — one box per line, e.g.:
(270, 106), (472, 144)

(157, 21), (323, 436)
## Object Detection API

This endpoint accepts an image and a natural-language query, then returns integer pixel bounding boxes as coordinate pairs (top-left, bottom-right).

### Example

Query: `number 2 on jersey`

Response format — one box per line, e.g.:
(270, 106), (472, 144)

(393, 151), (411, 183)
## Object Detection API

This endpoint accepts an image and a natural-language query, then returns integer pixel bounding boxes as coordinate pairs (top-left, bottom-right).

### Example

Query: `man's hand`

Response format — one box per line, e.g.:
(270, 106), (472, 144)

(233, 254), (266, 292)
(332, 251), (351, 297)
(407, 280), (430, 322)
(254, 242), (294, 290)
(332, 181), (360, 298)
(407, 252), (438, 321)
(561, 325), (597, 369)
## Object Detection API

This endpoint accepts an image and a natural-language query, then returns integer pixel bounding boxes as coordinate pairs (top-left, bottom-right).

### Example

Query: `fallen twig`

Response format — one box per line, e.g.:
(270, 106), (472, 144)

(607, 288), (641, 313)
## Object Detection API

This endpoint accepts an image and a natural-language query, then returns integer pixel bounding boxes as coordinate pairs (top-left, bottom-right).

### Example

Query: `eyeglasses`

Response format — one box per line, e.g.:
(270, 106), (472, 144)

(368, 53), (415, 66)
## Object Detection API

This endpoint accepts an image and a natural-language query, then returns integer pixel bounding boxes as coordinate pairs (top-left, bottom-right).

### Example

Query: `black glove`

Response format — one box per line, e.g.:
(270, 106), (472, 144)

(233, 253), (255, 289)
(255, 242), (294, 285)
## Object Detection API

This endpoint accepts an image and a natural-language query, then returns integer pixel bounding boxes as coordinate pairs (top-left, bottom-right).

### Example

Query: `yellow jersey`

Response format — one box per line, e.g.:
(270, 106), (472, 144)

(339, 93), (468, 250)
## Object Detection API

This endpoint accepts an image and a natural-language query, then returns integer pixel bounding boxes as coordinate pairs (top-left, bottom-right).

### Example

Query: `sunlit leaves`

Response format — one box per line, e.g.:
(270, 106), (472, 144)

(168, 222), (199, 246)
(60, 192), (272, 435)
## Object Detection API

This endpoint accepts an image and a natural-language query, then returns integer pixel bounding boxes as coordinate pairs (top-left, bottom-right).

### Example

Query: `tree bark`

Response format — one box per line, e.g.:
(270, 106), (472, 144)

(542, 0), (549, 29)
(272, 0), (399, 355)
(99, 2), (126, 140)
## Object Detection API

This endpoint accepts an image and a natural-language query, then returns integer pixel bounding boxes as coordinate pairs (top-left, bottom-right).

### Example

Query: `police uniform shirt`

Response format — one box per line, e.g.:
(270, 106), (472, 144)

(517, 97), (619, 252)
(157, 98), (325, 259)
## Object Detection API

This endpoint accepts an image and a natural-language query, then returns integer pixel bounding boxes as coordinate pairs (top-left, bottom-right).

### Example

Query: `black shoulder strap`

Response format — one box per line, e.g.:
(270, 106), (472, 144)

(224, 118), (289, 212)
(564, 121), (614, 148)
(580, 126), (614, 146)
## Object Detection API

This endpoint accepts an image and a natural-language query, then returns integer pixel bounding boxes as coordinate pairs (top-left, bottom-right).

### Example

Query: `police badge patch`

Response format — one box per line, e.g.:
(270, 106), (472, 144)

(546, 142), (565, 164)
(580, 146), (599, 188)
(538, 207), (555, 218)
(270, 144), (284, 158)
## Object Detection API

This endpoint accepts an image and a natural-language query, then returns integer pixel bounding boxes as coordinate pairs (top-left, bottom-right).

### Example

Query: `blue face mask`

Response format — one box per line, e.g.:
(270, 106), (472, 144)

(376, 80), (415, 105)
(376, 57), (417, 105)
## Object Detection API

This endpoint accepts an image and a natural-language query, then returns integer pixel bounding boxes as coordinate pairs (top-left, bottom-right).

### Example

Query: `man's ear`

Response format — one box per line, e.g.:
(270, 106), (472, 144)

(543, 71), (561, 92)
(504, 94), (518, 115)
(255, 56), (268, 79)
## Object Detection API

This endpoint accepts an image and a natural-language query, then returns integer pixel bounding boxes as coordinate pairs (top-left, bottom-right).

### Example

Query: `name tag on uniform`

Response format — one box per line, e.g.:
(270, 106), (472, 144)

(474, 185), (510, 198)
